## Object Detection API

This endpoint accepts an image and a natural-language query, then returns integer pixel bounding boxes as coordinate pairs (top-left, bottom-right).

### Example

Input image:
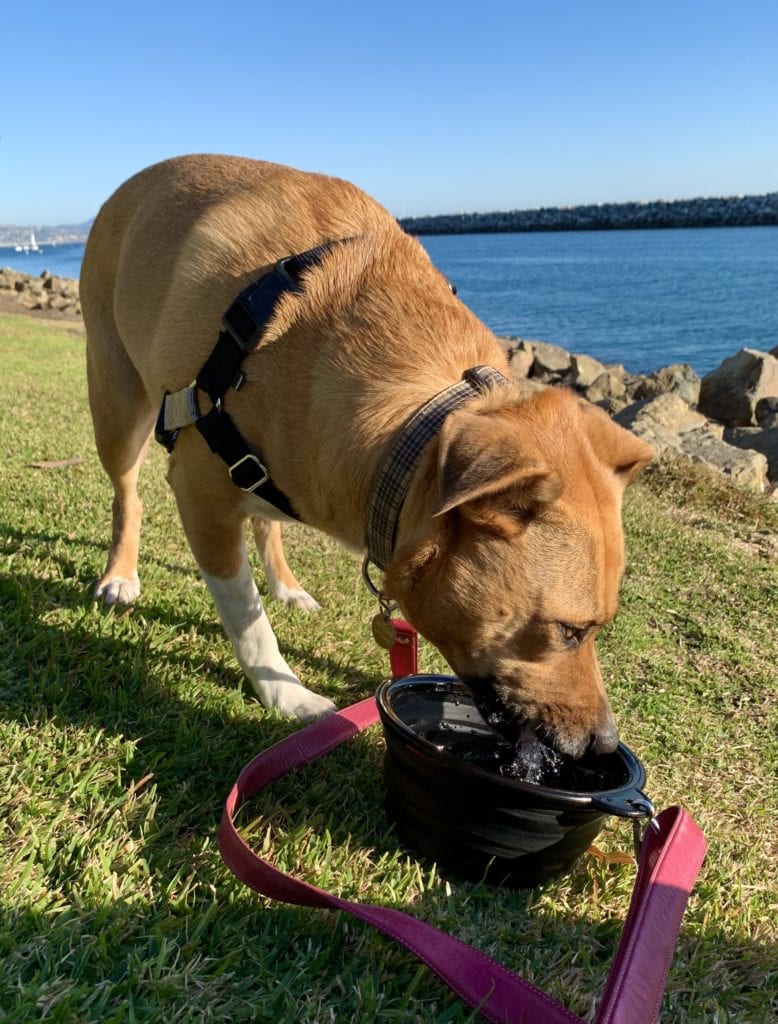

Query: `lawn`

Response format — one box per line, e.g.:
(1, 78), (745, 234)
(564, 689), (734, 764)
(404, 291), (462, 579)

(0, 313), (776, 1023)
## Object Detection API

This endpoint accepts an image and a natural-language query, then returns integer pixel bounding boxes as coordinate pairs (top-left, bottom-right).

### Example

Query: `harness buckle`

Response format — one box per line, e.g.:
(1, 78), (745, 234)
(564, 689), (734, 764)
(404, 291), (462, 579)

(154, 392), (180, 453)
(228, 453), (270, 492)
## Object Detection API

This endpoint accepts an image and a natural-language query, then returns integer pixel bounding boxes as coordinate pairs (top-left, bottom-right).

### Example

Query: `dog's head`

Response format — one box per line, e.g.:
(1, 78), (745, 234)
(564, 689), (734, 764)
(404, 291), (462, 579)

(383, 387), (653, 758)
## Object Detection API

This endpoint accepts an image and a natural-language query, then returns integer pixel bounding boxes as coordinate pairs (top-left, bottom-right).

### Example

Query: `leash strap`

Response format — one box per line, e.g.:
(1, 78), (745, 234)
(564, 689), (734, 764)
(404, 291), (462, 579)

(593, 806), (706, 1024)
(218, 626), (706, 1024)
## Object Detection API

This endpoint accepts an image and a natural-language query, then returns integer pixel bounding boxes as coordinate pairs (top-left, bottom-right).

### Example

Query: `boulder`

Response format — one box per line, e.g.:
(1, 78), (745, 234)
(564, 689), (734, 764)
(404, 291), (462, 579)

(616, 393), (770, 492)
(594, 394), (631, 416)
(604, 363), (627, 378)
(530, 340), (572, 381)
(0, 268), (83, 319)
(0, 268), (22, 290)
(698, 348), (778, 426)
(679, 430), (769, 492)
(755, 397), (778, 428)
(723, 426), (778, 481)
(496, 335), (517, 359)
(583, 370), (627, 405)
(508, 340), (535, 380)
(569, 353), (607, 389)
(614, 393), (720, 453)
(42, 274), (66, 292)
(634, 363), (701, 407)
(515, 377), (547, 398)
(613, 383), (700, 427)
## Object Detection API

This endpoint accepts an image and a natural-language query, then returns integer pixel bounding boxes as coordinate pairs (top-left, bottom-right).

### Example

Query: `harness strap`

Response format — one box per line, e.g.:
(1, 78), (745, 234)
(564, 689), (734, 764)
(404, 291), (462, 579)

(195, 406), (297, 517)
(155, 241), (342, 519)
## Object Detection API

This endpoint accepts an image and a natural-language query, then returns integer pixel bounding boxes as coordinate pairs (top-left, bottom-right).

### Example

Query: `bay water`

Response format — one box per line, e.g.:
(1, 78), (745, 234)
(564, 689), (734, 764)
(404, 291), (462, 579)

(2, 226), (776, 375)
(1, 242), (84, 283)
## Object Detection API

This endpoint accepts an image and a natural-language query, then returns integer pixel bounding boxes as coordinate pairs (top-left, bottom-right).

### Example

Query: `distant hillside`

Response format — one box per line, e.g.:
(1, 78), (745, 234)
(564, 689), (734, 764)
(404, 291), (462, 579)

(0, 219), (94, 246)
(399, 192), (778, 235)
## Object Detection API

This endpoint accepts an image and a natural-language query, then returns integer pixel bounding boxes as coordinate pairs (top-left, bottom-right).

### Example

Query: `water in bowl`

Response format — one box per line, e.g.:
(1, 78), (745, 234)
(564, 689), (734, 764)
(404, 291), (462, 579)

(423, 722), (627, 791)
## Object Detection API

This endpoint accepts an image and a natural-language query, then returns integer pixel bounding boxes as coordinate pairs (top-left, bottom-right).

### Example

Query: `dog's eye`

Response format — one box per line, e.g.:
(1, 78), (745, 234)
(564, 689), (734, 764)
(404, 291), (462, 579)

(559, 623), (586, 646)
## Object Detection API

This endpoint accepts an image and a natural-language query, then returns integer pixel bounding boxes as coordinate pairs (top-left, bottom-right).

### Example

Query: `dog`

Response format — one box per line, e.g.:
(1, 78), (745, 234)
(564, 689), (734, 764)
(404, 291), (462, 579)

(82, 154), (652, 757)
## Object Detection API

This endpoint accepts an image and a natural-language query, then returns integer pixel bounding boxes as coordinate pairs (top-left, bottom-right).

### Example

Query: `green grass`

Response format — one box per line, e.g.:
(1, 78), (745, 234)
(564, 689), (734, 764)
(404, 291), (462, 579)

(1, 312), (776, 1023)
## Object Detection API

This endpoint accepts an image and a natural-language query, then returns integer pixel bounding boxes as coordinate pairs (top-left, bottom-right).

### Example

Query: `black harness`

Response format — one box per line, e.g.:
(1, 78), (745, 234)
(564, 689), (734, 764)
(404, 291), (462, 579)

(154, 241), (339, 521)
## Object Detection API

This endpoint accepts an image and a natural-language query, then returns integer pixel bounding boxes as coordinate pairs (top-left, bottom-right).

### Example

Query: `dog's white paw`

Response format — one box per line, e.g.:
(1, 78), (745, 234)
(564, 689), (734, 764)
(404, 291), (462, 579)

(266, 680), (337, 721)
(94, 573), (141, 605)
(282, 688), (337, 722)
(271, 582), (322, 613)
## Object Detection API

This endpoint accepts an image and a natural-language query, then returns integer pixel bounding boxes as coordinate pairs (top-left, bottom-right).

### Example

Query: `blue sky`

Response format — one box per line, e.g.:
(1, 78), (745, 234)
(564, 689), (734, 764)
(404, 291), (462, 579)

(2, 0), (777, 224)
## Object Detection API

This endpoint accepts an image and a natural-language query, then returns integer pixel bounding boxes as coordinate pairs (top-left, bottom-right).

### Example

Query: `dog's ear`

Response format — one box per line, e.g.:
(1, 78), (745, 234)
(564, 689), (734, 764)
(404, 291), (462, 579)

(580, 403), (654, 485)
(432, 408), (562, 527)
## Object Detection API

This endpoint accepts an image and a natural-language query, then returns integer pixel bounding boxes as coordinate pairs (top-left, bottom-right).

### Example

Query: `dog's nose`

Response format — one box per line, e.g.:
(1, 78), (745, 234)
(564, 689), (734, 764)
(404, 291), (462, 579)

(589, 716), (619, 754)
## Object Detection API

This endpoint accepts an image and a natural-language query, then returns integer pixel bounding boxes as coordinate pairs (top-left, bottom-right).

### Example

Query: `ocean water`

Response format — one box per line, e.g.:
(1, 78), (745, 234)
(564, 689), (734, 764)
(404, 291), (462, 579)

(0, 241), (84, 282)
(420, 226), (778, 375)
(3, 227), (776, 375)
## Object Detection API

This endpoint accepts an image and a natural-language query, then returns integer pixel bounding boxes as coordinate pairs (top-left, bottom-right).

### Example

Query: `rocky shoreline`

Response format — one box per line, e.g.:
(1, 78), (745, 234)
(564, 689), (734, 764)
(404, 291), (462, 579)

(500, 337), (778, 497)
(400, 192), (778, 235)
(0, 266), (80, 318)
(2, 266), (776, 497)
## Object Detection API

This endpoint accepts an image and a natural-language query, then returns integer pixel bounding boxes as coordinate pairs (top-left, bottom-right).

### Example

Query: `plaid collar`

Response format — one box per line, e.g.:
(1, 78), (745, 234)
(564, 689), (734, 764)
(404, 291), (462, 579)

(365, 365), (511, 572)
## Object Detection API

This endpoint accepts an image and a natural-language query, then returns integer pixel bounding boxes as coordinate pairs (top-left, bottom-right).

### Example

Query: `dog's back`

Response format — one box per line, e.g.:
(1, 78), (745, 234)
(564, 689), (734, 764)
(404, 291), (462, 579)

(82, 154), (401, 396)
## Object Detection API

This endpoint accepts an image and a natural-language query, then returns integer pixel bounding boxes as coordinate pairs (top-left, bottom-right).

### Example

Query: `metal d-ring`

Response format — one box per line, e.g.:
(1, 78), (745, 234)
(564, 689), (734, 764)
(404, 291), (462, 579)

(629, 794), (661, 860)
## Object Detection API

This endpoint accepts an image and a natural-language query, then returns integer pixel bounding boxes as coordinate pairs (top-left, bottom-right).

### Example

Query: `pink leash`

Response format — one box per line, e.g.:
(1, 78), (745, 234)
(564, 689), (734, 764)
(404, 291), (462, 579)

(219, 621), (707, 1024)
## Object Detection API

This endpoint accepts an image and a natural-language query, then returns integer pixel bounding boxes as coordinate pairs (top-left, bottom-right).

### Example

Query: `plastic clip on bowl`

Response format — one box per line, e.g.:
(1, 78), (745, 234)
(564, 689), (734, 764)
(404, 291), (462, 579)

(376, 674), (651, 887)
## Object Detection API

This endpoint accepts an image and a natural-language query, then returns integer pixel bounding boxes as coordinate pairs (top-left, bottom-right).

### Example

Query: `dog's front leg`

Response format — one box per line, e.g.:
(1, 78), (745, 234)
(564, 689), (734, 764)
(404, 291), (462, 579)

(169, 453), (335, 721)
(203, 555), (336, 720)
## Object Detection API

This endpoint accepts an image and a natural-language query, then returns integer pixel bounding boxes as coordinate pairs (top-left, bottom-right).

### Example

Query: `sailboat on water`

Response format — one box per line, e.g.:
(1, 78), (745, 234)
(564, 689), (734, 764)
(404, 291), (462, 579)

(14, 231), (42, 254)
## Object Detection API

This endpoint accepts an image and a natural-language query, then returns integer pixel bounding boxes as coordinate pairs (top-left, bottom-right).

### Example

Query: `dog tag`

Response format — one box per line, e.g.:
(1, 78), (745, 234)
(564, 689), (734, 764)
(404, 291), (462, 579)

(371, 613), (396, 650)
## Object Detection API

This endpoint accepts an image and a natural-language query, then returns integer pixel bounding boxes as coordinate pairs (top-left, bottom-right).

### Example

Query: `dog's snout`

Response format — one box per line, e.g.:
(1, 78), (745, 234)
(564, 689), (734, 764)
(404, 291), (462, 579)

(589, 718), (619, 755)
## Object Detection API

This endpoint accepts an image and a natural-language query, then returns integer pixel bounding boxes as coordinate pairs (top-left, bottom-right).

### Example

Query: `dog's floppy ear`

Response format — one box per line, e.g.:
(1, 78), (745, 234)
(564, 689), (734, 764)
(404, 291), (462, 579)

(432, 407), (562, 525)
(580, 403), (654, 485)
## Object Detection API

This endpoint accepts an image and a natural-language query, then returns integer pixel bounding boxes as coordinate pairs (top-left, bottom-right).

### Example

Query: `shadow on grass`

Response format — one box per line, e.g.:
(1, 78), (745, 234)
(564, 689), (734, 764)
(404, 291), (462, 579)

(2, 568), (772, 1023)
(0, 522), (198, 581)
(1, 567), (577, 895)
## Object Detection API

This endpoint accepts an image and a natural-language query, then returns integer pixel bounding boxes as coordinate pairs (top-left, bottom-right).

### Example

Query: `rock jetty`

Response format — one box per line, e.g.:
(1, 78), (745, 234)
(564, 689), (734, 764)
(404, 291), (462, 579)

(0, 266), (80, 317)
(2, 266), (775, 497)
(400, 192), (778, 235)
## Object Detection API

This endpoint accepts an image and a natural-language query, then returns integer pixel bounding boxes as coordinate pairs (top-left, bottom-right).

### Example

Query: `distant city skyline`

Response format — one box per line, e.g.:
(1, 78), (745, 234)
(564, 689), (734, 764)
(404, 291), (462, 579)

(2, 1), (777, 224)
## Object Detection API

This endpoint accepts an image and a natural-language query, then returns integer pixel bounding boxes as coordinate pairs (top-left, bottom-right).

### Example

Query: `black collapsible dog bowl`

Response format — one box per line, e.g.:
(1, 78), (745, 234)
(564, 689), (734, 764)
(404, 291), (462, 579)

(376, 675), (650, 888)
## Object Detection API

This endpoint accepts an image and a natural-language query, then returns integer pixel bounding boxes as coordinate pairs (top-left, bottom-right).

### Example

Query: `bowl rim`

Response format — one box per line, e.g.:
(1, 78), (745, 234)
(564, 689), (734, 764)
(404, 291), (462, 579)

(376, 673), (647, 811)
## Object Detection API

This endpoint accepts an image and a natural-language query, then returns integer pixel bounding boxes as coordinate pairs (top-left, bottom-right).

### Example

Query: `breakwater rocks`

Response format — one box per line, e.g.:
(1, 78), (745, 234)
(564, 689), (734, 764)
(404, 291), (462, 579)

(400, 193), (778, 235)
(2, 266), (775, 499)
(500, 337), (778, 498)
(0, 267), (81, 317)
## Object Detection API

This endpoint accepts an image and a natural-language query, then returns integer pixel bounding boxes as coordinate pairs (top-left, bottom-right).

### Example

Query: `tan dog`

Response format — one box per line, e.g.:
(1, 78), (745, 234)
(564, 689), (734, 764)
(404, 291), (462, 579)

(82, 154), (652, 756)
